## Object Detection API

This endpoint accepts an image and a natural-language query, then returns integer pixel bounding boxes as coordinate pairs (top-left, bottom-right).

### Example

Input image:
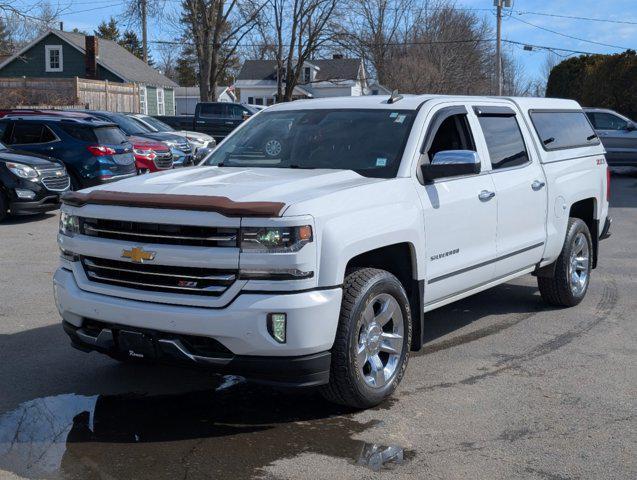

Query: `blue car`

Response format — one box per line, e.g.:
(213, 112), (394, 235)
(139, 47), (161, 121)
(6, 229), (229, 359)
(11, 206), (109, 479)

(0, 116), (136, 190)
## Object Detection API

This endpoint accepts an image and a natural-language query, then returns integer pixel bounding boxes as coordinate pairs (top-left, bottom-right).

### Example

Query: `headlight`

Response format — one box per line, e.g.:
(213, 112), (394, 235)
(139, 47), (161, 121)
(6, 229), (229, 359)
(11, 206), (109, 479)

(59, 212), (80, 236)
(7, 162), (38, 180)
(240, 225), (312, 253)
(133, 148), (156, 159)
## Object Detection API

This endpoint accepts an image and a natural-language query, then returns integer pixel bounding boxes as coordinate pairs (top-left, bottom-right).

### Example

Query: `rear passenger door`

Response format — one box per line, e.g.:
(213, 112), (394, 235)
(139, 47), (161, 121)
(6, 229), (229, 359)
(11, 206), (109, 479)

(473, 105), (547, 277)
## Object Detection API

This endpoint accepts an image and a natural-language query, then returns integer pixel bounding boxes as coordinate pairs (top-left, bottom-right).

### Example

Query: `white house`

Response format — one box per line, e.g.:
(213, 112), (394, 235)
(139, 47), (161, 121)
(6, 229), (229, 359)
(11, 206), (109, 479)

(174, 86), (237, 115)
(235, 56), (370, 106)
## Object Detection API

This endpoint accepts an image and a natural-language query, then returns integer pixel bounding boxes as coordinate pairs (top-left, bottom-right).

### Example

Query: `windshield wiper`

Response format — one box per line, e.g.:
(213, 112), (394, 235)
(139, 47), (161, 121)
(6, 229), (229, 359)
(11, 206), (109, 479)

(288, 165), (315, 169)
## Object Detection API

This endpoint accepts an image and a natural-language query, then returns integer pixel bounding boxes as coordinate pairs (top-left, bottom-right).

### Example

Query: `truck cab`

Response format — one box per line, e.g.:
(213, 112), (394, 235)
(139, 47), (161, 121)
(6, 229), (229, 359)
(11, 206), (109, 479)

(54, 95), (610, 409)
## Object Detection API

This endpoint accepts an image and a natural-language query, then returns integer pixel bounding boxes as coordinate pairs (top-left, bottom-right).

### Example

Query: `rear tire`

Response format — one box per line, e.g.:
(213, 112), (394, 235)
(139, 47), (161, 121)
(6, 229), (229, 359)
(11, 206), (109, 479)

(320, 268), (412, 409)
(538, 218), (593, 307)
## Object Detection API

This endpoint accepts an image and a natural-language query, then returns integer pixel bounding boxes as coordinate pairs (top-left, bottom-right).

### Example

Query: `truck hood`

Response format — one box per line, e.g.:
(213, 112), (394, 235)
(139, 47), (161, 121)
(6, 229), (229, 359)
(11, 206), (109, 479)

(87, 166), (383, 212)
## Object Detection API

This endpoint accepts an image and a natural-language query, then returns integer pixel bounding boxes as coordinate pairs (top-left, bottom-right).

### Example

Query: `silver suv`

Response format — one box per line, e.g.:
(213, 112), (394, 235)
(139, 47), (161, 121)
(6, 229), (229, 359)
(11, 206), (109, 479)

(584, 108), (637, 166)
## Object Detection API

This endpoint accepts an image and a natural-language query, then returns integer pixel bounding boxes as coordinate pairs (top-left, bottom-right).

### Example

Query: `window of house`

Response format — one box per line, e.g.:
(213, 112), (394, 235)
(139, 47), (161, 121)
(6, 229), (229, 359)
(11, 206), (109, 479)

(303, 67), (311, 83)
(157, 88), (165, 115)
(586, 112), (628, 130)
(530, 111), (600, 151)
(139, 87), (147, 115)
(425, 114), (476, 161)
(247, 97), (255, 104)
(45, 45), (63, 72)
(478, 115), (529, 169)
(266, 98), (275, 106)
(254, 98), (264, 106)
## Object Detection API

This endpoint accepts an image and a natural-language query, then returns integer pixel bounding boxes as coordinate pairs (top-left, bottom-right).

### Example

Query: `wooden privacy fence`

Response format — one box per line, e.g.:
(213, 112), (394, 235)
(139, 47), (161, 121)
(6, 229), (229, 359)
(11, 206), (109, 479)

(0, 77), (140, 112)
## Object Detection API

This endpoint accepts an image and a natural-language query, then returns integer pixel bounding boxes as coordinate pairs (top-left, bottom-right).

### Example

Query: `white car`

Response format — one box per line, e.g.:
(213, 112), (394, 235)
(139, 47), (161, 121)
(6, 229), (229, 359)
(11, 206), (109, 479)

(128, 114), (215, 153)
(55, 95), (611, 408)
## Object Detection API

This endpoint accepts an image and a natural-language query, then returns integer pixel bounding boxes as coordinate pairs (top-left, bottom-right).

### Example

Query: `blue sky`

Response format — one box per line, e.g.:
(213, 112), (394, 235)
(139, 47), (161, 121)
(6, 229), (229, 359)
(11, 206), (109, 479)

(23, 0), (637, 83)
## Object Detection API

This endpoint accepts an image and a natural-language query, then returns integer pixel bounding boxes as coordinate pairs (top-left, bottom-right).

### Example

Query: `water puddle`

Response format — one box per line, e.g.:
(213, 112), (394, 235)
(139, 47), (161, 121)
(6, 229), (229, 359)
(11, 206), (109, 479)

(0, 377), (408, 479)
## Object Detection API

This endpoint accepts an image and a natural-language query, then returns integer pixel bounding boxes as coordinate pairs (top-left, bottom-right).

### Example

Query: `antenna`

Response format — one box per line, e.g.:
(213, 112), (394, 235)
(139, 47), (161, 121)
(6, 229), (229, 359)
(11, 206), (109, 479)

(387, 90), (403, 104)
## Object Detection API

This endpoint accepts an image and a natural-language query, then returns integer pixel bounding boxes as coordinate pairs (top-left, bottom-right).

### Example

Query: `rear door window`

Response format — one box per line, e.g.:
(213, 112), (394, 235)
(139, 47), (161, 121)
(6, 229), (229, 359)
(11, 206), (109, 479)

(586, 112), (628, 130)
(477, 115), (529, 170)
(199, 104), (227, 118)
(10, 122), (57, 144)
(530, 111), (599, 150)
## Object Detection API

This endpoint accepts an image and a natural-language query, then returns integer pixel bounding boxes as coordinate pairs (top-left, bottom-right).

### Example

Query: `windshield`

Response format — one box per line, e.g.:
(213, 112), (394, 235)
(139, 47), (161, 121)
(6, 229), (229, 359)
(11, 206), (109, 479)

(140, 115), (175, 132)
(202, 109), (416, 178)
(108, 114), (152, 135)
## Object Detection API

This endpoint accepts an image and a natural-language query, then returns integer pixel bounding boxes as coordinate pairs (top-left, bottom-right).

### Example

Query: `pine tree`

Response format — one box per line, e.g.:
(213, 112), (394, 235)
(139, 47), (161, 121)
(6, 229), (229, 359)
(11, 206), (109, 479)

(95, 17), (120, 42)
(119, 30), (154, 65)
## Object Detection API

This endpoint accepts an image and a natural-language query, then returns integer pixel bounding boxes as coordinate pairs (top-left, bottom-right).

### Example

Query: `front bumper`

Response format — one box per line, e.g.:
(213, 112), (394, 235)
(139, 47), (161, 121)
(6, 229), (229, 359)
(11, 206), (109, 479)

(63, 320), (331, 386)
(54, 267), (341, 384)
(10, 195), (61, 215)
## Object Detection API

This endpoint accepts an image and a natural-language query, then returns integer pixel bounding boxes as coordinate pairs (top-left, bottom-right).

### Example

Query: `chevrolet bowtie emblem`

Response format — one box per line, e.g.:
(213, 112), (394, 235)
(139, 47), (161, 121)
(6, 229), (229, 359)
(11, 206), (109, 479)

(122, 247), (156, 263)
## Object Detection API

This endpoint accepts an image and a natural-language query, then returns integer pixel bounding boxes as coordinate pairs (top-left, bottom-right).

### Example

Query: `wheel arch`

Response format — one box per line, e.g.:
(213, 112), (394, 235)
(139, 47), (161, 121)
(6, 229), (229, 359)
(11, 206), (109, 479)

(569, 197), (598, 268)
(344, 242), (424, 352)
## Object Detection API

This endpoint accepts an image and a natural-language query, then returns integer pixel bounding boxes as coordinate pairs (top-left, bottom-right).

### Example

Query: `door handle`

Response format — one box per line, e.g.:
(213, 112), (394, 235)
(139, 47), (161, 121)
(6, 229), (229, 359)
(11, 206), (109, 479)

(531, 180), (546, 191)
(478, 190), (496, 201)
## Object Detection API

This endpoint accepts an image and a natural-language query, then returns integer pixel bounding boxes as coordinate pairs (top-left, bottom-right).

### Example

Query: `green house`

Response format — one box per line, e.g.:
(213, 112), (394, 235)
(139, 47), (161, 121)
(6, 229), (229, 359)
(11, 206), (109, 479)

(0, 29), (177, 115)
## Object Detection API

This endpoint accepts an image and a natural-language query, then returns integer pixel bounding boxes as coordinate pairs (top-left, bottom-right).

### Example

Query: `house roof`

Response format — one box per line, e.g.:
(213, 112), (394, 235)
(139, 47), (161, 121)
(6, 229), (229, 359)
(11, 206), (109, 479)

(237, 58), (363, 83)
(0, 29), (177, 88)
(55, 30), (178, 88)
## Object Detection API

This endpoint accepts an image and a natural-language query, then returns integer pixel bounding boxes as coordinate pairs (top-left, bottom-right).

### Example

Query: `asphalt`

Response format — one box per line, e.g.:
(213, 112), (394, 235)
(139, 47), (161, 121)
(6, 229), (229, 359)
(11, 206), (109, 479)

(0, 171), (635, 480)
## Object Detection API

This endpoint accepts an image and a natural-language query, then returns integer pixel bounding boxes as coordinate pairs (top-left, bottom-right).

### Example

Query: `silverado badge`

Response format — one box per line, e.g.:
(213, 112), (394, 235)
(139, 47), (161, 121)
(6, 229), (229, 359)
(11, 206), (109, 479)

(122, 247), (156, 263)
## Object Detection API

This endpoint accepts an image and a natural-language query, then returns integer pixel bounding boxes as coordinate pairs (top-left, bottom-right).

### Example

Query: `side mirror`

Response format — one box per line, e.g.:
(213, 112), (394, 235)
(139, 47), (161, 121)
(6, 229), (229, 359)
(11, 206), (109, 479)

(421, 150), (481, 182)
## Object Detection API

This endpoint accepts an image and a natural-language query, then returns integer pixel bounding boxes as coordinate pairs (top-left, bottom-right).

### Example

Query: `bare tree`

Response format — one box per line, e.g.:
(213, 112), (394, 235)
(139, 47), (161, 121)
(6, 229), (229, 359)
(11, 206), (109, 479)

(181, 0), (263, 101)
(156, 42), (179, 81)
(334, 0), (413, 86)
(264, 0), (339, 101)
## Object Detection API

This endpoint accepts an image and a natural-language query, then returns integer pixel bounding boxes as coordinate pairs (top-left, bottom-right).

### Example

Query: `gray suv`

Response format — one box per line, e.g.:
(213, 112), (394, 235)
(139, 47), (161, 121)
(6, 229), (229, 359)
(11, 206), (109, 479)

(584, 108), (637, 166)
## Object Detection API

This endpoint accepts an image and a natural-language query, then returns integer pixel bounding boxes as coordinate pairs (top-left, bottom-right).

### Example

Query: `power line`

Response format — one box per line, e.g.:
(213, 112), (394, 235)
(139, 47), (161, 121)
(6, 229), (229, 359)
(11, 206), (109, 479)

(503, 39), (603, 56)
(513, 9), (637, 26)
(509, 16), (632, 51)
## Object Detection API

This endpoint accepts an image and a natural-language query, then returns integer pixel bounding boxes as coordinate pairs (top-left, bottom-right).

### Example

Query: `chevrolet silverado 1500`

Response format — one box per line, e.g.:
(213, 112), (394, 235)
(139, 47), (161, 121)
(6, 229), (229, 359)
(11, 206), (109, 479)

(54, 94), (611, 408)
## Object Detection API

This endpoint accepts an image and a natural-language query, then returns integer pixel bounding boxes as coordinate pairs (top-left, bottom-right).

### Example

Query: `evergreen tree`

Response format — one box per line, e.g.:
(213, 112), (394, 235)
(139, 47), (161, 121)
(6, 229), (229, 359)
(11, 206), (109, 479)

(95, 17), (120, 41)
(175, 44), (198, 86)
(119, 30), (153, 65)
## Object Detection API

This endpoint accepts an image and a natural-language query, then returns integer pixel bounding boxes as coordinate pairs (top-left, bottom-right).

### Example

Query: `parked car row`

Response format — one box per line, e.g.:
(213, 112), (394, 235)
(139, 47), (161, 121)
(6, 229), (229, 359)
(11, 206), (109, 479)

(0, 108), (218, 222)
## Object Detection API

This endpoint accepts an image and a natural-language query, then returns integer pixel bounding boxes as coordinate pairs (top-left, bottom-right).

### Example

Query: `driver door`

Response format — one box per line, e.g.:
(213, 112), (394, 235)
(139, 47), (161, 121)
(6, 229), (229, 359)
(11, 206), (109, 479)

(414, 104), (498, 306)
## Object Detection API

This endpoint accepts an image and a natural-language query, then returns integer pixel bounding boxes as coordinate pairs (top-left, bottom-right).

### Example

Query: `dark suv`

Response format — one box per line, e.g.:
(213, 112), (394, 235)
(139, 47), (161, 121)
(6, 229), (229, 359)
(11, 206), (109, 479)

(0, 140), (69, 221)
(0, 117), (136, 190)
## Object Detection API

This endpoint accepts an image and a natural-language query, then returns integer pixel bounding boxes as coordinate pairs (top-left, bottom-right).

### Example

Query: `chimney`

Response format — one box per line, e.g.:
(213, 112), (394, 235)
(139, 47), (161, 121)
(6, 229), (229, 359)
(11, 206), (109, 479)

(332, 53), (343, 60)
(59, 22), (64, 31)
(85, 36), (98, 79)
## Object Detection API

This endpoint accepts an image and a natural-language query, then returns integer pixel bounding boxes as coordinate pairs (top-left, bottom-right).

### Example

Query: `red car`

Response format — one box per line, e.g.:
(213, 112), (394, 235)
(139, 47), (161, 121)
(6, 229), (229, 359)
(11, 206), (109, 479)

(130, 136), (173, 173)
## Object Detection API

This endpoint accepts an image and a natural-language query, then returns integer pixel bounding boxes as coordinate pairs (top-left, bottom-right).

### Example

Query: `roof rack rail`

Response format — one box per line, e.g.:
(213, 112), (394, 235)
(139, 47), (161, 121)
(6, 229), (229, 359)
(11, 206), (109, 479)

(387, 89), (403, 104)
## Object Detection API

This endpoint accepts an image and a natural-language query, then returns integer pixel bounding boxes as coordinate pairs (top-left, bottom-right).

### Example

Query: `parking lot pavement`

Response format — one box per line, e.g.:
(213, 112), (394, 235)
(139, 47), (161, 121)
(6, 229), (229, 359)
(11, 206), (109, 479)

(0, 173), (636, 480)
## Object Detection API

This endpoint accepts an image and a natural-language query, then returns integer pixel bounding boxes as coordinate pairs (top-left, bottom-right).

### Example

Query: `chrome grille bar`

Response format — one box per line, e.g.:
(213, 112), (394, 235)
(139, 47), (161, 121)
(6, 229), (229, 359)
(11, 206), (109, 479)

(86, 270), (227, 293)
(83, 258), (235, 281)
(83, 225), (237, 242)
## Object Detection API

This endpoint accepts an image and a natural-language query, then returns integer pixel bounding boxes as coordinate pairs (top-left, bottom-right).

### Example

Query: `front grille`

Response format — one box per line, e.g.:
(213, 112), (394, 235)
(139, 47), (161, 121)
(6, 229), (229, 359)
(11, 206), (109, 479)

(79, 217), (238, 247)
(38, 168), (70, 191)
(82, 256), (236, 296)
(153, 152), (173, 170)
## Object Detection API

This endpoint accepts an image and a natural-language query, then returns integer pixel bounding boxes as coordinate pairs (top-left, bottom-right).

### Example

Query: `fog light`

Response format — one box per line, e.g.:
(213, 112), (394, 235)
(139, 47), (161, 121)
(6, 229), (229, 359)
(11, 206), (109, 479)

(59, 247), (79, 262)
(267, 313), (287, 343)
(15, 188), (36, 199)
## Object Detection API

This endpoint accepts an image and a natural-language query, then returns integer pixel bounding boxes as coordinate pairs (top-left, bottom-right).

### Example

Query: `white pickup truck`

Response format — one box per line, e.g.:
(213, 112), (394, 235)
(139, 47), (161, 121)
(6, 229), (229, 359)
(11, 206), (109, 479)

(54, 94), (612, 408)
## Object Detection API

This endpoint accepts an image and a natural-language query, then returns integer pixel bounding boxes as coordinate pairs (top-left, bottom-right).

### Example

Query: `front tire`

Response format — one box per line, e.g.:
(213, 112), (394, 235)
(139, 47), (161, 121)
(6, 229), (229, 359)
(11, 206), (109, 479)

(0, 193), (7, 222)
(538, 218), (593, 307)
(320, 268), (412, 409)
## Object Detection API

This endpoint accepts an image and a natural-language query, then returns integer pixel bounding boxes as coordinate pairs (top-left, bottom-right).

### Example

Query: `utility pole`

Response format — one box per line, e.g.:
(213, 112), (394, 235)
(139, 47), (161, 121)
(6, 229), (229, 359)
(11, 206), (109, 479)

(141, 0), (148, 64)
(494, 0), (510, 96)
